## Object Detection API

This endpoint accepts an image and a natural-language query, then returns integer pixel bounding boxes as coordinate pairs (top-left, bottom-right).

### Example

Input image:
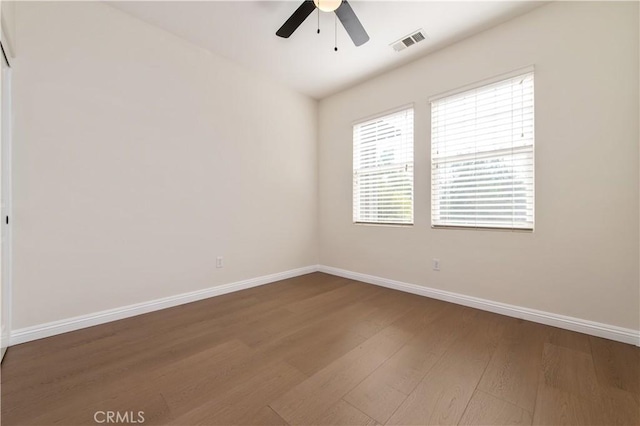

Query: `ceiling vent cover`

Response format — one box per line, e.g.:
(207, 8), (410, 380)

(391, 29), (427, 52)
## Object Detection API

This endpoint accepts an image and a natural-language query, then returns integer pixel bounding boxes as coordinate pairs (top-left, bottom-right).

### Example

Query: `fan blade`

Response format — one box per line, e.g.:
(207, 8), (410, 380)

(335, 0), (369, 46)
(276, 1), (316, 38)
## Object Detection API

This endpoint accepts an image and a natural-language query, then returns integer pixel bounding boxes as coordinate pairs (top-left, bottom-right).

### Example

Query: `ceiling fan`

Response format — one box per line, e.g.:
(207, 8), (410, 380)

(276, 0), (369, 47)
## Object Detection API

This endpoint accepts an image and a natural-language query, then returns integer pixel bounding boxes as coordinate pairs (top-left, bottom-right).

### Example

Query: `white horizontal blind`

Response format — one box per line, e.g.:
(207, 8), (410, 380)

(353, 108), (414, 225)
(431, 72), (534, 230)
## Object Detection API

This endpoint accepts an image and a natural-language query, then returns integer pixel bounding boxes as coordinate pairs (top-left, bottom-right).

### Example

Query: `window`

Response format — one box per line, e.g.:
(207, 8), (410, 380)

(431, 70), (534, 230)
(353, 107), (414, 225)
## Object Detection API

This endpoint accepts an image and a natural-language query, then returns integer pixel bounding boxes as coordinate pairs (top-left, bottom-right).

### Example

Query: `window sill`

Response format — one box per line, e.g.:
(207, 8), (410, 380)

(354, 222), (414, 228)
(431, 225), (533, 232)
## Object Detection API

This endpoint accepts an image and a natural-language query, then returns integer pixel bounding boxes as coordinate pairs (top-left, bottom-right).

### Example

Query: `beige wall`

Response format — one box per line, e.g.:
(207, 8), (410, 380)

(10, 1), (639, 334)
(318, 2), (639, 330)
(12, 2), (318, 329)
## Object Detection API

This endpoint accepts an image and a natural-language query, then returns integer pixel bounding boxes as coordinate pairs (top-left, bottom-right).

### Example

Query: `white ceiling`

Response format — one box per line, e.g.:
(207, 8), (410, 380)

(109, 1), (544, 99)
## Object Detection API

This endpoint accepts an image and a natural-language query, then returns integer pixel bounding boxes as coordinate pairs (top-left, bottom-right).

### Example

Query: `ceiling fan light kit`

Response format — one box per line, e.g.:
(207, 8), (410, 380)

(313, 0), (342, 13)
(276, 0), (370, 49)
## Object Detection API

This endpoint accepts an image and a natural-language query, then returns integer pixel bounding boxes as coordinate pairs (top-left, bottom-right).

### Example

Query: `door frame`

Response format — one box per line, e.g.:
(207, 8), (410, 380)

(1, 39), (12, 361)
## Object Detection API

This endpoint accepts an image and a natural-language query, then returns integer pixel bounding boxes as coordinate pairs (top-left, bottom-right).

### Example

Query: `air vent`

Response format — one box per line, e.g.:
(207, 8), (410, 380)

(412, 32), (426, 43)
(391, 41), (407, 52)
(390, 29), (427, 53)
(402, 37), (415, 47)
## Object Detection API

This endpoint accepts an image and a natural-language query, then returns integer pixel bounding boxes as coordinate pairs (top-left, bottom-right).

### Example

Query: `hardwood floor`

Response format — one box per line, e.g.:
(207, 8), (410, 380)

(2, 272), (638, 425)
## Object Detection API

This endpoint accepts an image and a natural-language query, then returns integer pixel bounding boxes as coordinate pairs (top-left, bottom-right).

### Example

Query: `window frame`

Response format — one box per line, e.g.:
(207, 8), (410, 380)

(352, 104), (415, 226)
(429, 67), (535, 231)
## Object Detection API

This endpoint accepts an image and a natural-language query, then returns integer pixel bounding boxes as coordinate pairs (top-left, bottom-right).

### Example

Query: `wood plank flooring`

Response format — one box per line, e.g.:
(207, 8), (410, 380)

(2, 272), (638, 425)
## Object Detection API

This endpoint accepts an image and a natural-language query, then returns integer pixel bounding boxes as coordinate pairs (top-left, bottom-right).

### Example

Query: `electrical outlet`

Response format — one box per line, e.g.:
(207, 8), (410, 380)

(432, 258), (440, 271)
(216, 256), (224, 268)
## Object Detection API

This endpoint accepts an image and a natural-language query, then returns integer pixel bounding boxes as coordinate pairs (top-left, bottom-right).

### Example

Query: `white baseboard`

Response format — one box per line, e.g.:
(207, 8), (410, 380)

(10, 264), (639, 347)
(10, 265), (319, 346)
(318, 265), (640, 346)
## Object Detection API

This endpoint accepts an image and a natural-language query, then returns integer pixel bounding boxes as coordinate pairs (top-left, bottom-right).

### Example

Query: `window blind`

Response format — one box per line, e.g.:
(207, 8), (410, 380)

(431, 71), (534, 230)
(353, 107), (414, 225)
